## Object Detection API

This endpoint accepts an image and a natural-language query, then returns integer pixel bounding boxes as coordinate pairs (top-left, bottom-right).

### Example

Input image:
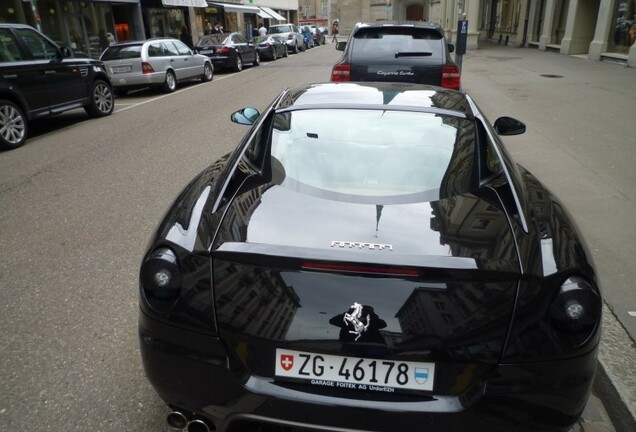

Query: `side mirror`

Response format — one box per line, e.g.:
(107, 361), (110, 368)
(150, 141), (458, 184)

(447, 43), (455, 53)
(335, 41), (346, 51)
(493, 117), (526, 136)
(231, 107), (260, 125)
(59, 46), (73, 58)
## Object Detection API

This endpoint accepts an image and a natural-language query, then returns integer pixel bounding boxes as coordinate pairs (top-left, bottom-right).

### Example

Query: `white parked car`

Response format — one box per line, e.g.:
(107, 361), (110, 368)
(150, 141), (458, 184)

(267, 24), (304, 54)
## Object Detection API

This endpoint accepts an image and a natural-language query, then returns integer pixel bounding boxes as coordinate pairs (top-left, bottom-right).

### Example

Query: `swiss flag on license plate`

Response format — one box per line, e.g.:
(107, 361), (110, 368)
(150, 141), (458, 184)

(280, 354), (294, 371)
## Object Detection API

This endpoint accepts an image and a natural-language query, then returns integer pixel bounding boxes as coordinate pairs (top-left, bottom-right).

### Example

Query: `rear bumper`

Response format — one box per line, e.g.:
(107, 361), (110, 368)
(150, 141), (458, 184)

(109, 72), (165, 88)
(140, 309), (598, 432)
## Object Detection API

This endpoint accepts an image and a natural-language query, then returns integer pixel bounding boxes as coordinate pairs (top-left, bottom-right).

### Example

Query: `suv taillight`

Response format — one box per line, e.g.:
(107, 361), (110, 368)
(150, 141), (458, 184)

(216, 47), (231, 54)
(441, 65), (461, 90)
(330, 64), (351, 82)
(142, 62), (155, 74)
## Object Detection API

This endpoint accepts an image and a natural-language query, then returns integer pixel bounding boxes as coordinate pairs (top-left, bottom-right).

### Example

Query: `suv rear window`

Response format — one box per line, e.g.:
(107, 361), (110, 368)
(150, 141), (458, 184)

(351, 27), (444, 60)
(100, 44), (142, 60)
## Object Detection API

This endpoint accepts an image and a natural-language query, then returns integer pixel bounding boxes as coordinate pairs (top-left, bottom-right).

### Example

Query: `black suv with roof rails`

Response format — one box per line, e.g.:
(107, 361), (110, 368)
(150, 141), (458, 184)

(0, 23), (114, 150)
(331, 21), (460, 90)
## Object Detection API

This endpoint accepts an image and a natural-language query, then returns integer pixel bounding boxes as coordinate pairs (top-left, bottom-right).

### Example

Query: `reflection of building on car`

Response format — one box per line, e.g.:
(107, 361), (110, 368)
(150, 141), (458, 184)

(100, 38), (213, 96)
(0, 23), (114, 150)
(139, 81), (602, 432)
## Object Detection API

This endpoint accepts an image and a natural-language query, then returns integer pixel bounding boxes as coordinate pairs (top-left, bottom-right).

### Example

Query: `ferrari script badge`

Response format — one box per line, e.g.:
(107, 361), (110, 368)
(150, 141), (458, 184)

(343, 302), (371, 341)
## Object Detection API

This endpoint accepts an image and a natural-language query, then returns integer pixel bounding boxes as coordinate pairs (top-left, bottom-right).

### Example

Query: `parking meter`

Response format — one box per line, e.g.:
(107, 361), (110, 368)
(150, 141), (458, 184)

(455, 19), (468, 71)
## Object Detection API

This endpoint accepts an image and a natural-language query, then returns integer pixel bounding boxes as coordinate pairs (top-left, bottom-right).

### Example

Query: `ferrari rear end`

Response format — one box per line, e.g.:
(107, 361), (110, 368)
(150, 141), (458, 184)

(138, 83), (602, 432)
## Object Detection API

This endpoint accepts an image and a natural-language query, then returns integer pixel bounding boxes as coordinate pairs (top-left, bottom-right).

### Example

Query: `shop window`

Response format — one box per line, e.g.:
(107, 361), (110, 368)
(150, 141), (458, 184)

(610, 0), (636, 53)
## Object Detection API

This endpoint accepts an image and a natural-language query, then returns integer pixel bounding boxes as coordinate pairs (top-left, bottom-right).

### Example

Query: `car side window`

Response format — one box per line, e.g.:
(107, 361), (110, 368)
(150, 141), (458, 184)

(172, 40), (191, 55)
(0, 29), (24, 62)
(15, 27), (58, 60)
(162, 41), (180, 56)
(148, 42), (164, 57)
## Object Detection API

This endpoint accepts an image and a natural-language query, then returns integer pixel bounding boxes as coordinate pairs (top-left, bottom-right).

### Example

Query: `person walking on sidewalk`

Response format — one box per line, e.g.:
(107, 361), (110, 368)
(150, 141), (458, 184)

(331, 23), (338, 43)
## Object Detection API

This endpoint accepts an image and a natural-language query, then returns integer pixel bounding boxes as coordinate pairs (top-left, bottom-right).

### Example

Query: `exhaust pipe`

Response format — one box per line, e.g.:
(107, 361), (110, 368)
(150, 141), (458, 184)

(166, 411), (188, 430)
(187, 419), (212, 432)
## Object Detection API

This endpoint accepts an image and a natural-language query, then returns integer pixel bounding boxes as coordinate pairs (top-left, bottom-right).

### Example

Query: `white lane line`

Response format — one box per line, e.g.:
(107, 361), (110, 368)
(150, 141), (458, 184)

(114, 72), (238, 113)
(628, 311), (636, 317)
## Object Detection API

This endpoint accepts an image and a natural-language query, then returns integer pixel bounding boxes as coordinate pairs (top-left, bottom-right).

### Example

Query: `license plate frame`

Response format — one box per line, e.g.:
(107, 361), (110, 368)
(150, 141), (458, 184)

(275, 349), (435, 393)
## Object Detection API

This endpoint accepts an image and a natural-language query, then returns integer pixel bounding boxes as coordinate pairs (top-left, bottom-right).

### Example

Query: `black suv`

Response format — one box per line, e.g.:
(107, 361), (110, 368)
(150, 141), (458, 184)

(331, 21), (460, 90)
(0, 24), (114, 150)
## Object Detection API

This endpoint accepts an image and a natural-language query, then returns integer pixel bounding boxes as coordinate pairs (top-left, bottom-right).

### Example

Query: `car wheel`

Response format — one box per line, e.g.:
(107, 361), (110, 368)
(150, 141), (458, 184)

(271, 48), (277, 61)
(202, 62), (213, 82)
(84, 79), (114, 117)
(162, 71), (177, 93)
(253, 52), (260, 66)
(233, 55), (243, 72)
(0, 99), (27, 150)
(292, 43), (298, 54)
(284, 47), (289, 58)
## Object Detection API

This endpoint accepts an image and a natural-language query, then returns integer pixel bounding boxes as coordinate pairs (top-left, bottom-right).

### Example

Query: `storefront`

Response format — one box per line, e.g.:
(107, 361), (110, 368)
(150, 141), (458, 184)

(1, 0), (143, 58)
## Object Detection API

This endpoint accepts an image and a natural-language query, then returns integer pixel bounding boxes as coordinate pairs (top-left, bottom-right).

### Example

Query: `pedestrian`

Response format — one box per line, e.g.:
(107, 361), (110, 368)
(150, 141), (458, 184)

(180, 25), (193, 49)
(204, 20), (213, 35)
(212, 22), (223, 34)
(331, 23), (338, 43)
(258, 23), (267, 38)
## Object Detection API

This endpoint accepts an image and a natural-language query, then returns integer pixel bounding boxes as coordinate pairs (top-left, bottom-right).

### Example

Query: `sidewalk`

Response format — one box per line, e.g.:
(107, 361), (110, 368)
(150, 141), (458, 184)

(460, 42), (636, 432)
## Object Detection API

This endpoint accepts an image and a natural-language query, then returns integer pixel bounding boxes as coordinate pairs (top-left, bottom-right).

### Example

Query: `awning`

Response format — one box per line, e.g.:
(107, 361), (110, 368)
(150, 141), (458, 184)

(209, 2), (261, 14)
(162, 0), (207, 7)
(260, 7), (286, 21)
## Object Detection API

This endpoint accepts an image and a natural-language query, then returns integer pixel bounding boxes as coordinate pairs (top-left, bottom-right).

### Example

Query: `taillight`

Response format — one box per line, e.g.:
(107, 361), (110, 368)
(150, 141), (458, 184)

(140, 248), (182, 299)
(441, 65), (461, 89)
(141, 62), (155, 74)
(217, 47), (231, 54)
(330, 64), (351, 82)
(287, 35), (293, 40)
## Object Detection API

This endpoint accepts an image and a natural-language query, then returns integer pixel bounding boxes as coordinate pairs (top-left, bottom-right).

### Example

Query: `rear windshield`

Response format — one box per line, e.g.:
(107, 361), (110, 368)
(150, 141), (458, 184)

(100, 44), (142, 60)
(268, 26), (291, 34)
(198, 34), (228, 46)
(351, 27), (444, 60)
(270, 109), (477, 204)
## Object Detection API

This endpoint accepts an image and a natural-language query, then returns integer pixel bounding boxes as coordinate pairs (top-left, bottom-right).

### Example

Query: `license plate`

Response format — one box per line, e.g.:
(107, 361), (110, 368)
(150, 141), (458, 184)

(199, 49), (214, 54)
(111, 65), (132, 74)
(275, 349), (435, 392)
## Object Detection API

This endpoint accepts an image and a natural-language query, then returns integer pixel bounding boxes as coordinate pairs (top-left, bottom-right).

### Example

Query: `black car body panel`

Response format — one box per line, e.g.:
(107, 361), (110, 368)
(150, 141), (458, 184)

(139, 83), (601, 432)
(254, 36), (287, 61)
(0, 23), (113, 149)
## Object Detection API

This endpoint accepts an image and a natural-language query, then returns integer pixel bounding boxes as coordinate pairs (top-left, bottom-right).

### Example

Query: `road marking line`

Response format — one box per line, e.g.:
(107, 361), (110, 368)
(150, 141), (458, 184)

(628, 311), (636, 317)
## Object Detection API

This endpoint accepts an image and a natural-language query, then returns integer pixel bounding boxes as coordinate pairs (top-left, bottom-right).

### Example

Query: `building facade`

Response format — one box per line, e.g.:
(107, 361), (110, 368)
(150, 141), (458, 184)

(328, 0), (636, 66)
(1, 0), (297, 58)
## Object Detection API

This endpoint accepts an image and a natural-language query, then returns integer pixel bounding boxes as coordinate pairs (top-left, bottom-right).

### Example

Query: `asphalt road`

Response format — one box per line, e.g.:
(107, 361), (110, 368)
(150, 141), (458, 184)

(0, 42), (632, 431)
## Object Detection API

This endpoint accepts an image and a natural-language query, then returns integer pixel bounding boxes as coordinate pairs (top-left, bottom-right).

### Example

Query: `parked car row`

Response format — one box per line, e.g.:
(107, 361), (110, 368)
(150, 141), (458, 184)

(0, 21), (330, 151)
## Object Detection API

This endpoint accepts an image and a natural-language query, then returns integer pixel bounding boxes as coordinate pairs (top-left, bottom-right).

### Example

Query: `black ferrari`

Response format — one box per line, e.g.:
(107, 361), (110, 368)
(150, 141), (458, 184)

(139, 82), (602, 432)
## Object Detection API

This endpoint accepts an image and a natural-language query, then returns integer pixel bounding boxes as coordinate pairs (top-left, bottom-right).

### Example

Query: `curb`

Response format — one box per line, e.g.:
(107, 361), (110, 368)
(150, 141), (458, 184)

(593, 304), (636, 432)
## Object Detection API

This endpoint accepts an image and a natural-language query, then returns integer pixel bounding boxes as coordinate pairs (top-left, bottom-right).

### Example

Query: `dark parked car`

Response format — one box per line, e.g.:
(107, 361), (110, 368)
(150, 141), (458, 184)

(331, 21), (460, 89)
(311, 26), (326, 45)
(0, 24), (114, 150)
(194, 33), (259, 72)
(139, 82), (602, 432)
(254, 35), (288, 61)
